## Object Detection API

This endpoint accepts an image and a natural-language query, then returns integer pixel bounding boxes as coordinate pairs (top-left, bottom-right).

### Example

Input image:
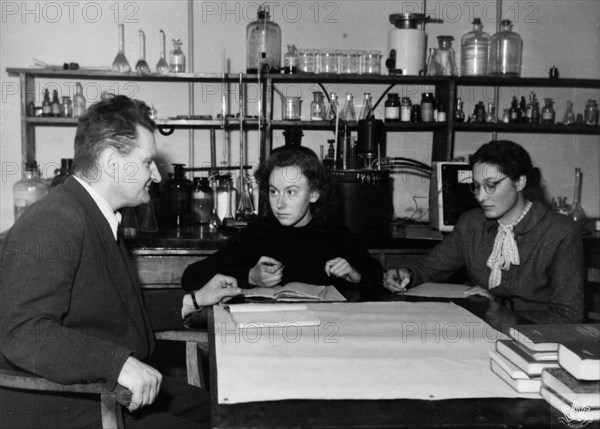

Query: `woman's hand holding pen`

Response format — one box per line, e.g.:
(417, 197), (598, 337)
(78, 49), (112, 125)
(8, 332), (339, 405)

(383, 268), (411, 293)
(195, 274), (242, 305)
(249, 256), (284, 287)
(325, 257), (361, 283)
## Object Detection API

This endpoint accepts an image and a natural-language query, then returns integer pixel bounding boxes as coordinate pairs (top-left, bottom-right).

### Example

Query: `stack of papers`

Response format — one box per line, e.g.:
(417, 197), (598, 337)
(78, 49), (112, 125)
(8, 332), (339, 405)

(225, 303), (320, 328)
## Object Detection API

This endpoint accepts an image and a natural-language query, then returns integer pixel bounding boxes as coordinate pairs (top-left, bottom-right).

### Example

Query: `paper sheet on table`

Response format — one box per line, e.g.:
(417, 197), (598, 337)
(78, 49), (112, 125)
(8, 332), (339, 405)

(214, 301), (541, 404)
(225, 303), (320, 328)
(401, 282), (473, 299)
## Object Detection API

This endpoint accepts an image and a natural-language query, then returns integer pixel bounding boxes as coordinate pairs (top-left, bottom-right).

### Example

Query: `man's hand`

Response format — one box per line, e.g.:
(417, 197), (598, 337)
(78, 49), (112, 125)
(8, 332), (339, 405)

(249, 256), (284, 287)
(194, 274), (242, 306)
(383, 268), (411, 293)
(324, 257), (361, 283)
(117, 356), (162, 412)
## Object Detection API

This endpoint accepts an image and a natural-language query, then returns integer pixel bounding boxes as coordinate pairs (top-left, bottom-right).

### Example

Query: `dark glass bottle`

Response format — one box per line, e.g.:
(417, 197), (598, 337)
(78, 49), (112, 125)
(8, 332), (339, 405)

(476, 101), (485, 123)
(420, 93), (435, 122)
(164, 163), (194, 227)
(384, 93), (400, 123)
(509, 96), (520, 123)
(410, 104), (421, 123)
(42, 89), (52, 117)
(519, 96), (527, 123)
(51, 90), (61, 117)
(530, 93), (540, 124)
(50, 158), (73, 188)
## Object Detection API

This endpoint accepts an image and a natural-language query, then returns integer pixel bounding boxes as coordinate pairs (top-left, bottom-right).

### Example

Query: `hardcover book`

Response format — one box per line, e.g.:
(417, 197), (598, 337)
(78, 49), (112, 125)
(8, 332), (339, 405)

(542, 368), (600, 408)
(490, 359), (542, 393)
(541, 386), (599, 422)
(509, 324), (599, 353)
(496, 340), (560, 377)
(557, 325), (600, 381)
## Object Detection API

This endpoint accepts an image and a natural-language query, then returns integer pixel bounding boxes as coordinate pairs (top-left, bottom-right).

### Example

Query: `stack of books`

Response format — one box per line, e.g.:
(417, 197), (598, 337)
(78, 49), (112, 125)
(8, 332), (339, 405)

(490, 324), (599, 421)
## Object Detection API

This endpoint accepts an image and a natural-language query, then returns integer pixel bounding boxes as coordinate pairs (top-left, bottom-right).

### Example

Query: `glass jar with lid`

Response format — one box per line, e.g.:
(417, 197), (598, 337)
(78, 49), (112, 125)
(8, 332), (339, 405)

(283, 44), (299, 74)
(541, 98), (555, 124)
(434, 36), (458, 76)
(489, 19), (522, 77)
(246, 4), (281, 73)
(384, 93), (400, 122)
(460, 18), (490, 76)
(400, 97), (412, 122)
(310, 91), (326, 121)
(298, 49), (317, 73)
(169, 39), (186, 73)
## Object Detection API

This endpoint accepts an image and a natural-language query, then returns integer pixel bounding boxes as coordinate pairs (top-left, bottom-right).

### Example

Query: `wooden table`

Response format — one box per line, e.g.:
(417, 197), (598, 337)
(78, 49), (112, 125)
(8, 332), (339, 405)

(208, 287), (600, 429)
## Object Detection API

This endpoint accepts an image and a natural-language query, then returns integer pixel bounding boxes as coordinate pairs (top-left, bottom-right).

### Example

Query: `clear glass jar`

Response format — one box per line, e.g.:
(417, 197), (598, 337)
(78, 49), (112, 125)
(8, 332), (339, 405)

(246, 4), (281, 73)
(562, 101), (576, 125)
(489, 19), (522, 77)
(317, 50), (339, 74)
(460, 18), (490, 76)
(361, 50), (381, 75)
(340, 50), (361, 74)
(13, 161), (49, 221)
(298, 49), (317, 73)
(310, 91), (326, 121)
(193, 177), (213, 224)
(420, 92), (435, 122)
(169, 39), (186, 73)
(434, 36), (458, 76)
(425, 48), (440, 76)
(585, 99), (599, 125)
(541, 98), (555, 124)
(283, 44), (299, 74)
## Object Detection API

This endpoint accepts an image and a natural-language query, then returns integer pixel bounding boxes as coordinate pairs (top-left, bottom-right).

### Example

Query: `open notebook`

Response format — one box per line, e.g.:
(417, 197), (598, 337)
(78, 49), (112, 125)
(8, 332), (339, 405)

(241, 282), (346, 302)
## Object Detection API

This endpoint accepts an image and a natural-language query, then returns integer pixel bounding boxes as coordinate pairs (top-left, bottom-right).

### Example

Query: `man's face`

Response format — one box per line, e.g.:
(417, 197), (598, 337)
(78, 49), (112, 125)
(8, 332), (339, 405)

(113, 125), (161, 207)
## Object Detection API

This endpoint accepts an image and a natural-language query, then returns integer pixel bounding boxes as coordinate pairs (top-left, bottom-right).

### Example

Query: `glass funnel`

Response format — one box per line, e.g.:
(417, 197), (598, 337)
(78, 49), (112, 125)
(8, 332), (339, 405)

(135, 29), (150, 74)
(112, 24), (131, 73)
(156, 29), (169, 74)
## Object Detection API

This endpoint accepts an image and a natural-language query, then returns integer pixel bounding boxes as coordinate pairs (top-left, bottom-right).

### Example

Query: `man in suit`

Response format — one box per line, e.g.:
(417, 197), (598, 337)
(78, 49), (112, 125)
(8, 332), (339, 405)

(0, 94), (240, 428)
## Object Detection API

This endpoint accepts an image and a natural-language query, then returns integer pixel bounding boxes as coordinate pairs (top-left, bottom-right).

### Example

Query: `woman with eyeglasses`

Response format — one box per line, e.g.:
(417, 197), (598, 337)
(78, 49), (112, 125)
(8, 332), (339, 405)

(383, 140), (584, 324)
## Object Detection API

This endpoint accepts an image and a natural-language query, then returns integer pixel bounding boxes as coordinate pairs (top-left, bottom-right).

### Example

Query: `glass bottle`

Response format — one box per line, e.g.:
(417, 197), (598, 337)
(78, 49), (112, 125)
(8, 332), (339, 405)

(283, 44), (299, 74)
(489, 19), (522, 77)
(222, 180), (235, 226)
(400, 97), (412, 122)
(519, 96), (527, 123)
(562, 101), (576, 125)
(13, 161), (49, 221)
(585, 99), (599, 125)
(460, 18), (490, 76)
(434, 36), (458, 76)
(72, 82), (86, 118)
(420, 93), (435, 122)
(323, 139), (335, 170)
(340, 93), (356, 122)
(50, 158), (73, 188)
(193, 177), (213, 224)
(169, 39), (186, 73)
(359, 93), (373, 120)
(60, 96), (72, 118)
(541, 98), (555, 124)
(530, 93), (540, 124)
(156, 29), (169, 74)
(164, 164), (194, 227)
(411, 104), (421, 123)
(208, 176), (222, 231)
(568, 167), (586, 228)
(502, 109), (510, 123)
(51, 90), (61, 117)
(137, 197), (159, 233)
(384, 93), (400, 123)
(436, 101), (446, 122)
(112, 23), (131, 73)
(425, 48), (440, 76)
(246, 4), (282, 74)
(325, 92), (338, 120)
(42, 89), (51, 117)
(135, 29), (150, 74)
(310, 91), (326, 121)
(509, 96), (520, 123)
(455, 98), (465, 122)
(485, 102), (496, 123)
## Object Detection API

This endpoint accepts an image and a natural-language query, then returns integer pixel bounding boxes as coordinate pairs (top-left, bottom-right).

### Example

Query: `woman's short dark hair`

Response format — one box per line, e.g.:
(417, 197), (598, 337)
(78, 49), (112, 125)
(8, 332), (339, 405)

(470, 140), (542, 198)
(72, 94), (155, 180)
(255, 145), (336, 218)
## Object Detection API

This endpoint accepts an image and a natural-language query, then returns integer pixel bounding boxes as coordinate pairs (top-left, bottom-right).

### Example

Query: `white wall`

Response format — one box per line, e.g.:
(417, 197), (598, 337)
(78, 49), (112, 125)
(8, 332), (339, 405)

(1, 0), (599, 231)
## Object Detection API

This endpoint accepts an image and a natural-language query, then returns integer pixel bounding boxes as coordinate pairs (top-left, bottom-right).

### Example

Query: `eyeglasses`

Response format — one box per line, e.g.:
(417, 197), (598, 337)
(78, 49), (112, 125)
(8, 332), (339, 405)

(469, 176), (510, 195)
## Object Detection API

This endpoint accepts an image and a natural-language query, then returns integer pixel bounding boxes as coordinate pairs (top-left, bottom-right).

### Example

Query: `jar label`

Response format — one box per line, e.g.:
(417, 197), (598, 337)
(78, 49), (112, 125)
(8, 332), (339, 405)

(385, 107), (400, 120)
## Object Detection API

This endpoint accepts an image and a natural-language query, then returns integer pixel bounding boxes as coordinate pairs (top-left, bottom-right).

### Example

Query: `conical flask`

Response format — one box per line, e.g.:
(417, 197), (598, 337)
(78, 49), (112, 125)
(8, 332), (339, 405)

(359, 93), (373, 120)
(137, 200), (159, 232)
(236, 177), (256, 221)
